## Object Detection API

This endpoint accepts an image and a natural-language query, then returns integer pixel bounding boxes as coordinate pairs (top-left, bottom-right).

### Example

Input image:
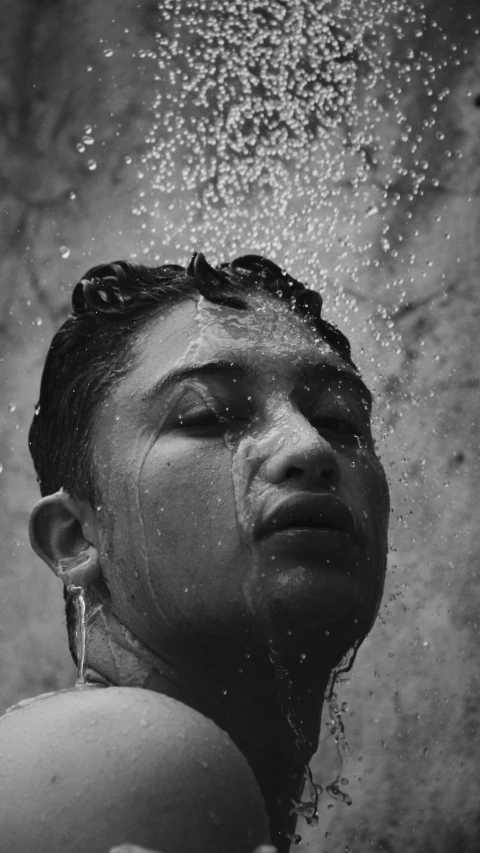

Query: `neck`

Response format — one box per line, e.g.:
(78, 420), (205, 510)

(83, 600), (336, 852)
(205, 641), (330, 851)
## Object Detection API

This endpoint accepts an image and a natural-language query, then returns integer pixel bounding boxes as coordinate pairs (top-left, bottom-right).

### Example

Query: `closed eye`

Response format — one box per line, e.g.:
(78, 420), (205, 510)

(317, 417), (358, 433)
(314, 417), (364, 445)
(176, 407), (249, 436)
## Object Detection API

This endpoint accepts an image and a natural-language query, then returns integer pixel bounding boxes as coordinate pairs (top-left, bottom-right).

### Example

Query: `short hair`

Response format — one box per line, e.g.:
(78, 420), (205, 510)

(29, 252), (354, 503)
(28, 252), (355, 663)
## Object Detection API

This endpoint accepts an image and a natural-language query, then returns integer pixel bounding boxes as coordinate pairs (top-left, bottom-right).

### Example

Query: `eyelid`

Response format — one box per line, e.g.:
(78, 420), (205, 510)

(175, 401), (226, 422)
(314, 417), (363, 437)
(311, 408), (372, 446)
(310, 402), (366, 427)
(173, 394), (253, 430)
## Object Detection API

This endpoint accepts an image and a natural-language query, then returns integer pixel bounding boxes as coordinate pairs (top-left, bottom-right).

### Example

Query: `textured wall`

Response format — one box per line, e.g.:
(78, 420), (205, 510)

(0, 2), (479, 851)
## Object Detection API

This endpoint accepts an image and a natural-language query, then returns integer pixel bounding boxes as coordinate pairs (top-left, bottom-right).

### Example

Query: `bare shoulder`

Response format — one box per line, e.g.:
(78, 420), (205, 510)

(0, 687), (269, 853)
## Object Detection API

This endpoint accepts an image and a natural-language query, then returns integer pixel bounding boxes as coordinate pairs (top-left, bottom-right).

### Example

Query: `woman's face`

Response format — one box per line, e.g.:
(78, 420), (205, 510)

(92, 294), (389, 662)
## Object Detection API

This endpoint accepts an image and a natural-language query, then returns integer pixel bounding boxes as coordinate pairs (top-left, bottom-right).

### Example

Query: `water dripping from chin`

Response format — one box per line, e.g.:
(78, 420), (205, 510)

(226, 426), (313, 752)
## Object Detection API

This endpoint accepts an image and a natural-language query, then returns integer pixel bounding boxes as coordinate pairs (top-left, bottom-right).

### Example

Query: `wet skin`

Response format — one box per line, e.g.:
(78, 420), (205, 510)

(16, 292), (389, 853)
(92, 294), (389, 670)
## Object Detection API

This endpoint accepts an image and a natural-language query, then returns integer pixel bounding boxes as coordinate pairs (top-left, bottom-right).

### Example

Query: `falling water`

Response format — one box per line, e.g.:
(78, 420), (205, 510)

(134, 0), (453, 294)
(325, 691), (353, 806)
(71, 585), (87, 685)
(290, 764), (324, 826)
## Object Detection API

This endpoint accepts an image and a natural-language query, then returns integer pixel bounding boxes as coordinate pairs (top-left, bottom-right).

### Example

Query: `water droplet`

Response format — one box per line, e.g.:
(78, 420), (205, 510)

(69, 191), (76, 200)
(35, 318), (42, 326)
(82, 135), (94, 145)
(76, 143), (85, 153)
(8, 403), (16, 413)
(87, 159), (97, 171)
(104, 48), (114, 58)
(0, 464), (3, 474)
(59, 246), (70, 259)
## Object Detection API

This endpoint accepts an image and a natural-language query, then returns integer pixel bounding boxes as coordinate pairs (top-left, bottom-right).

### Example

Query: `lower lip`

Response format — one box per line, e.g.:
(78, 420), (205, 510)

(259, 527), (355, 551)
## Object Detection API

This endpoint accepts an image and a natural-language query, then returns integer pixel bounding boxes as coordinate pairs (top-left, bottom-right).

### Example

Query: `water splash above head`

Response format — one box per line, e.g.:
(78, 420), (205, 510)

(135, 0), (451, 283)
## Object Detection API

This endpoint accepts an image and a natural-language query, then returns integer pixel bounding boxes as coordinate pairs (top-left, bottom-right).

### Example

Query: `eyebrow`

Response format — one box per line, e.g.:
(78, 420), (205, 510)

(140, 360), (250, 404)
(141, 357), (373, 411)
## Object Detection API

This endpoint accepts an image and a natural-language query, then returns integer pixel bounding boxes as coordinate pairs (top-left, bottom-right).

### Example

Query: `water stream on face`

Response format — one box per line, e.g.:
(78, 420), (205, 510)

(226, 359), (313, 749)
(228, 432), (318, 847)
(132, 383), (195, 633)
(225, 346), (329, 846)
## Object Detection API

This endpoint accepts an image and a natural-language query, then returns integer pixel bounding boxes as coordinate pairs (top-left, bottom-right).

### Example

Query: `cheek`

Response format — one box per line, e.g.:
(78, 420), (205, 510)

(350, 453), (390, 587)
(137, 439), (245, 583)
(367, 457), (390, 539)
(348, 450), (388, 517)
(103, 438), (251, 633)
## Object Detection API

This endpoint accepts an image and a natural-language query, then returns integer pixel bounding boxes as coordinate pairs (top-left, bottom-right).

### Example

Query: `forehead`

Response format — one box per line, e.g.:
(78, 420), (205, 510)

(128, 294), (356, 390)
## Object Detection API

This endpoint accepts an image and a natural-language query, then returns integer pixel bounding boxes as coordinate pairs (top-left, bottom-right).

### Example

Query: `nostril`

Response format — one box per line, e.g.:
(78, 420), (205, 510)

(284, 465), (304, 481)
(322, 466), (336, 482)
(284, 464), (336, 483)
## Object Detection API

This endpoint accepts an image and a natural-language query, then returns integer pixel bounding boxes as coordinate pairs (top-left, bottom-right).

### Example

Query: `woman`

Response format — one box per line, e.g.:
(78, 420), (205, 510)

(0, 253), (389, 853)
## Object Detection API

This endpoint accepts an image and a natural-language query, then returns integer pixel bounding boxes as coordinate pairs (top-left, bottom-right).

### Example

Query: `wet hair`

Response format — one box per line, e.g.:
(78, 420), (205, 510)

(29, 252), (354, 503)
(28, 252), (354, 663)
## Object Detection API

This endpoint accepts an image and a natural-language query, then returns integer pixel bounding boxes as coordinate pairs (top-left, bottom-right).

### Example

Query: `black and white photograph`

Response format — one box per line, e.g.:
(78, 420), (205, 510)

(0, 2), (479, 852)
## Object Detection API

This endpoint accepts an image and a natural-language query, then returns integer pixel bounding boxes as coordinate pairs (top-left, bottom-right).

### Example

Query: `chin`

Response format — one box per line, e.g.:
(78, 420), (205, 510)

(259, 563), (368, 636)
(252, 528), (377, 611)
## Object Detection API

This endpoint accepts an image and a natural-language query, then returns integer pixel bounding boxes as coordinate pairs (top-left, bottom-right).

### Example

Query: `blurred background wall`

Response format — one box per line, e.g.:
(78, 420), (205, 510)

(0, 1), (479, 851)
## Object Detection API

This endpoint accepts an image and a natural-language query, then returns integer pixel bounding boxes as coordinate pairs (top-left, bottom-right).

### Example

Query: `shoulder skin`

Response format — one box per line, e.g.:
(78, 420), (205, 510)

(0, 686), (269, 853)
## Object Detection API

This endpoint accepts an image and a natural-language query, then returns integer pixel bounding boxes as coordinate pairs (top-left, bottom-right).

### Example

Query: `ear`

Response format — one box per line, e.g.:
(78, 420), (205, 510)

(29, 489), (101, 589)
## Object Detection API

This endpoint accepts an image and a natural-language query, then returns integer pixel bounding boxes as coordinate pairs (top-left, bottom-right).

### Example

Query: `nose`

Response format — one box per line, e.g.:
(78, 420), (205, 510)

(260, 408), (341, 489)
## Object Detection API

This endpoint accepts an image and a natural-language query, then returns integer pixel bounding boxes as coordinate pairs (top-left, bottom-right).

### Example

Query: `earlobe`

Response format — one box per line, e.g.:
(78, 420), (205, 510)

(29, 489), (101, 589)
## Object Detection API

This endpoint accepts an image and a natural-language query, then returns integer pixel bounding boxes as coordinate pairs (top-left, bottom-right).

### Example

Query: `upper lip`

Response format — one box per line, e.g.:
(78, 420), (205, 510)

(254, 492), (356, 540)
